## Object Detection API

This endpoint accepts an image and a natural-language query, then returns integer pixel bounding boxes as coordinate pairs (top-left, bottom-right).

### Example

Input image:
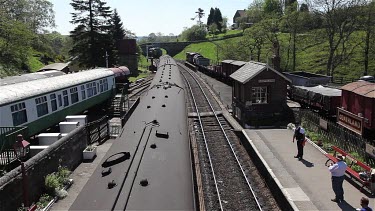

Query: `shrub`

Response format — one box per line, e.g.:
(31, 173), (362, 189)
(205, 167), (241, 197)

(45, 173), (61, 194)
(36, 194), (53, 208)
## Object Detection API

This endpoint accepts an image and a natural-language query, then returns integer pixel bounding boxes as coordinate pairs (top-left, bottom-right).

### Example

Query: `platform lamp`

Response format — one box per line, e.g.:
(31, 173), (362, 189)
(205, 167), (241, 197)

(13, 134), (30, 161)
(13, 134), (30, 207)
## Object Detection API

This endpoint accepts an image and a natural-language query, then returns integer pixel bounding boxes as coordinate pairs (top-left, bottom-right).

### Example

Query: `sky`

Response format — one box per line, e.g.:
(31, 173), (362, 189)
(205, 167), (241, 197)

(49, 0), (252, 37)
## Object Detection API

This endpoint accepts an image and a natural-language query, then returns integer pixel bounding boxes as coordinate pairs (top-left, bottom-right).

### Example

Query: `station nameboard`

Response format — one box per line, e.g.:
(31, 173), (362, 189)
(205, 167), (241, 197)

(337, 108), (363, 135)
(258, 79), (275, 83)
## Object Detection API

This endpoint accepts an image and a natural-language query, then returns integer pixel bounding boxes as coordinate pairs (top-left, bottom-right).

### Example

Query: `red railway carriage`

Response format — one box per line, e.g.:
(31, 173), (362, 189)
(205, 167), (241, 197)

(109, 66), (130, 83)
(339, 81), (375, 136)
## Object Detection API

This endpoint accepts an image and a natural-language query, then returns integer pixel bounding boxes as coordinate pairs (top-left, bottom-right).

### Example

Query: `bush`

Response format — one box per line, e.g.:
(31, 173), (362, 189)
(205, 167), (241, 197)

(45, 173), (61, 194)
(36, 194), (53, 208)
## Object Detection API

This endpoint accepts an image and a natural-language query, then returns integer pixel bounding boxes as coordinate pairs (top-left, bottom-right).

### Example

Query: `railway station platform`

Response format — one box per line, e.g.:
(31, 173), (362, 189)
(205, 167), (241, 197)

(198, 72), (374, 210)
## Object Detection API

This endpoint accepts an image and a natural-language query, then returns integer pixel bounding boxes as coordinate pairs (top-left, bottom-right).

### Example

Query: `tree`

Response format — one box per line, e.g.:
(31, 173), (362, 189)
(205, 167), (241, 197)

(70, 0), (113, 67)
(360, 1), (375, 75)
(111, 9), (125, 43)
(180, 25), (207, 41)
(1, 0), (55, 33)
(246, 0), (264, 24)
(208, 23), (218, 36)
(263, 0), (282, 17)
(109, 9), (126, 65)
(280, 2), (307, 71)
(312, 0), (364, 76)
(27, 0), (56, 33)
(243, 24), (265, 61)
(213, 8), (223, 32)
(207, 8), (215, 27)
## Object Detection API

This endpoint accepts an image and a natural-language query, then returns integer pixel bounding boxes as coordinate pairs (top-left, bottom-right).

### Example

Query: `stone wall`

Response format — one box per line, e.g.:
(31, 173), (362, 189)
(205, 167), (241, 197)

(0, 126), (87, 210)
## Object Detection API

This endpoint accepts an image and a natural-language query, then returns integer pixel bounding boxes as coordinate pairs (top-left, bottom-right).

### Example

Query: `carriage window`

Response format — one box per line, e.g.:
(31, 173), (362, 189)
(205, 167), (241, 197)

(100, 80), (104, 92)
(104, 78), (108, 91)
(50, 94), (57, 111)
(251, 87), (268, 104)
(35, 96), (49, 117)
(86, 83), (93, 97)
(81, 85), (86, 100)
(11, 102), (27, 126)
(58, 94), (62, 107)
(93, 82), (97, 95)
(70, 87), (79, 104)
(63, 90), (69, 107)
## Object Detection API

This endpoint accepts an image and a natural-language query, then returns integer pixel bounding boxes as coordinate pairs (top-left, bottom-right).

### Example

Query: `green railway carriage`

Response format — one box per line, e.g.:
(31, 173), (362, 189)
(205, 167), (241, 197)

(0, 68), (116, 137)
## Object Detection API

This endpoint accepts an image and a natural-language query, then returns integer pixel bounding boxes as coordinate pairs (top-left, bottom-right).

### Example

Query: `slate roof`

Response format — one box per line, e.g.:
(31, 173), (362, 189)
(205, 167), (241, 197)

(230, 61), (291, 84)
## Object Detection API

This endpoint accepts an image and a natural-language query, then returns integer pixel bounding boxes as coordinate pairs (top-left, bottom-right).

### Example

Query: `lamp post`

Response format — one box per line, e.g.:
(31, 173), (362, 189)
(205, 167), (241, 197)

(13, 134), (30, 208)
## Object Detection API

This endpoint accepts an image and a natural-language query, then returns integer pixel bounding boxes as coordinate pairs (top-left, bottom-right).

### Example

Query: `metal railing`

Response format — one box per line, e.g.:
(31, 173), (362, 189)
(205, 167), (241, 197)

(86, 116), (110, 145)
(296, 109), (373, 165)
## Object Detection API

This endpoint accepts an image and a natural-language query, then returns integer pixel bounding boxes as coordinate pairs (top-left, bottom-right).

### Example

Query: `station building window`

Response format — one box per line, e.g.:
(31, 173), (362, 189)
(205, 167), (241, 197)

(70, 87), (79, 104)
(63, 90), (69, 107)
(35, 96), (49, 117)
(11, 102), (27, 126)
(81, 85), (86, 100)
(50, 94), (57, 111)
(251, 87), (268, 104)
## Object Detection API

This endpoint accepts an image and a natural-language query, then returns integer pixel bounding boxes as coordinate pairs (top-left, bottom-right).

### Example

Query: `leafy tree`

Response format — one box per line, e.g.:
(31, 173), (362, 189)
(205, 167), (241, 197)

(70, 0), (113, 67)
(263, 0), (282, 17)
(360, 0), (375, 75)
(208, 23), (218, 36)
(27, 0), (56, 33)
(180, 25), (207, 41)
(246, 0), (265, 24)
(243, 24), (265, 61)
(312, 0), (364, 76)
(280, 2), (307, 71)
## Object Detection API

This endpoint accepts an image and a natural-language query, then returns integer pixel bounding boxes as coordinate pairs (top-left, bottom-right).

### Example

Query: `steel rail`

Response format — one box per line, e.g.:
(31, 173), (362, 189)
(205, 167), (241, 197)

(179, 65), (224, 211)
(179, 63), (263, 210)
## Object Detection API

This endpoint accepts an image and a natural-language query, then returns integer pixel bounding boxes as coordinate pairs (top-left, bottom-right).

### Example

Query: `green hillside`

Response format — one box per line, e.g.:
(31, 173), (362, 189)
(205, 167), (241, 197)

(174, 31), (374, 80)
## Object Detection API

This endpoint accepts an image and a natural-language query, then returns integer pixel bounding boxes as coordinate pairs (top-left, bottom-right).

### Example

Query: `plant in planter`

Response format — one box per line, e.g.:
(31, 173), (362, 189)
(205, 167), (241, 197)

(83, 145), (97, 160)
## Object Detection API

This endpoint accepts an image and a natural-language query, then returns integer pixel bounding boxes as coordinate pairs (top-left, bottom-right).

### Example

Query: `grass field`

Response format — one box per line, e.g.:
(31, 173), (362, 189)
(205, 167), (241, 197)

(174, 30), (375, 80)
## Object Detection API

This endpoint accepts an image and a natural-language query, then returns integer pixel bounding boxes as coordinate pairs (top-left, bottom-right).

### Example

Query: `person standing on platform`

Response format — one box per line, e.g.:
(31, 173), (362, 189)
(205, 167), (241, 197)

(328, 154), (347, 203)
(356, 197), (373, 211)
(292, 125), (305, 160)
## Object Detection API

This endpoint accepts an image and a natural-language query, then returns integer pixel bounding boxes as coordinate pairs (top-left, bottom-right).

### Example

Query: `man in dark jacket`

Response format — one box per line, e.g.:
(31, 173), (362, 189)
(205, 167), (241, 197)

(293, 125), (305, 160)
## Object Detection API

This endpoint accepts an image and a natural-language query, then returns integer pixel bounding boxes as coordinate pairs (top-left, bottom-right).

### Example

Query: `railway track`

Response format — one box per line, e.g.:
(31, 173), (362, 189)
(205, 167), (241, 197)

(178, 63), (280, 211)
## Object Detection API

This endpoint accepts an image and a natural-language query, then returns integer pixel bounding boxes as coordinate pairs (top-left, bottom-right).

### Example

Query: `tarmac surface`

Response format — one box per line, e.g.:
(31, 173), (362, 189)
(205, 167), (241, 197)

(51, 70), (374, 211)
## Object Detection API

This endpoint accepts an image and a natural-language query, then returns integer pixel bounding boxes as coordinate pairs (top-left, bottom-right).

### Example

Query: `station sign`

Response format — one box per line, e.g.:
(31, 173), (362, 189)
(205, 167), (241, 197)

(258, 79), (275, 83)
(337, 107), (363, 135)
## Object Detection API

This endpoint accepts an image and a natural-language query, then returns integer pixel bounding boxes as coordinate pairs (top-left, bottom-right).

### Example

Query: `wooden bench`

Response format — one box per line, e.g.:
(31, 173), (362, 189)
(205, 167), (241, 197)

(325, 146), (372, 192)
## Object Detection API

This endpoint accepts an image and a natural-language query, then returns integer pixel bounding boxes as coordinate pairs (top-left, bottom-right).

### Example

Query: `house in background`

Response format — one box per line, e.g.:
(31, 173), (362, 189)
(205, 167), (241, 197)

(233, 10), (247, 29)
